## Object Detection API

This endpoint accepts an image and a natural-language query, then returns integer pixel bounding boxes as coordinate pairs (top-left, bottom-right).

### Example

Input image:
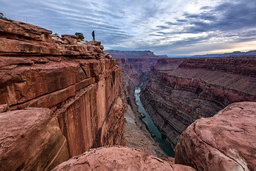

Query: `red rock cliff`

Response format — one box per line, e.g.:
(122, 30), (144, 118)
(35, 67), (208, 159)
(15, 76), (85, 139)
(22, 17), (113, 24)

(140, 57), (256, 147)
(0, 19), (124, 170)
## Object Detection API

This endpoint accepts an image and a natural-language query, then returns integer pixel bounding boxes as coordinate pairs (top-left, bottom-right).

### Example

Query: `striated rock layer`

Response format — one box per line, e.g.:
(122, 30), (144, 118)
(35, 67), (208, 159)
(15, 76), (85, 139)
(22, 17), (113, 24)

(140, 57), (256, 147)
(53, 146), (196, 171)
(0, 18), (124, 170)
(175, 102), (256, 171)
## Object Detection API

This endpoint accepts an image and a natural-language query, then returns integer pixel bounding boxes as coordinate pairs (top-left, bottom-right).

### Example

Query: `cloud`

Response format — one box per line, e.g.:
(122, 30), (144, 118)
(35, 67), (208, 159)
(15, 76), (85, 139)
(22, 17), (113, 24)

(1, 0), (256, 56)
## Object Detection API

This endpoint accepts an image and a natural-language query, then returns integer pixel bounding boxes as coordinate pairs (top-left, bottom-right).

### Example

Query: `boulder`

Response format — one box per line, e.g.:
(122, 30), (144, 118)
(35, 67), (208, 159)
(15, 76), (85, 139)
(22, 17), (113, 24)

(52, 146), (195, 171)
(61, 34), (78, 44)
(0, 19), (52, 42)
(175, 102), (256, 171)
(0, 107), (69, 170)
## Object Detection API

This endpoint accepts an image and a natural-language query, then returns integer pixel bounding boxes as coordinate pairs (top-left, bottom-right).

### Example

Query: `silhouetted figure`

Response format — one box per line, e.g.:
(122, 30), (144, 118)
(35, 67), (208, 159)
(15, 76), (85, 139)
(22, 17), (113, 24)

(92, 30), (95, 41)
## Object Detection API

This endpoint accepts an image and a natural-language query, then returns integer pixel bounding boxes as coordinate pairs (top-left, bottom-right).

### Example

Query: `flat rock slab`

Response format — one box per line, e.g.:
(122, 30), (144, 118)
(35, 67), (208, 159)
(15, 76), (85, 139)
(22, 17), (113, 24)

(53, 146), (195, 171)
(0, 107), (69, 171)
(175, 102), (256, 171)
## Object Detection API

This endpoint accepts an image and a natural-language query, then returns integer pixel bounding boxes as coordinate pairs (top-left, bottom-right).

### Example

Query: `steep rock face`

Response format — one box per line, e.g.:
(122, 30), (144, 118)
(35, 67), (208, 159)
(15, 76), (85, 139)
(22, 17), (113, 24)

(140, 57), (256, 147)
(52, 146), (196, 171)
(175, 102), (256, 171)
(0, 108), (69, 171)
(0, 18), (124, 169)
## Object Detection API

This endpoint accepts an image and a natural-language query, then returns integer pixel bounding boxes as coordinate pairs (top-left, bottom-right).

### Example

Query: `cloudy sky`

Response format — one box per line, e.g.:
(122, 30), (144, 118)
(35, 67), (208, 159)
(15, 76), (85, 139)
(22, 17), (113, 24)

(1, 0), (256, 56)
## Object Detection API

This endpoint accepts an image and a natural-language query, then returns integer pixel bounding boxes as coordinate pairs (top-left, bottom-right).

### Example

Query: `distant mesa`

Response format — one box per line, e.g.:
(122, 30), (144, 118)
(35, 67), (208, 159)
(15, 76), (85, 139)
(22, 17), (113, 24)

(104, 50), (167, 58)
(192, 50), (256, 58)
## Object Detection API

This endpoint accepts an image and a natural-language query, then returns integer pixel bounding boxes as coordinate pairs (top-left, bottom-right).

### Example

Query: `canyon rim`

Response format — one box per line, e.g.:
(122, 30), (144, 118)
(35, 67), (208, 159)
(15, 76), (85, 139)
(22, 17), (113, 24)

(0, 16), (256, 171)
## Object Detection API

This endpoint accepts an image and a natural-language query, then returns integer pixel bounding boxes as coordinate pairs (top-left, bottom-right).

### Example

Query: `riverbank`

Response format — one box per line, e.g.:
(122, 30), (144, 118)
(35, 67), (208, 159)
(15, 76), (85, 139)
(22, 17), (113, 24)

(135, 82), (175, 157)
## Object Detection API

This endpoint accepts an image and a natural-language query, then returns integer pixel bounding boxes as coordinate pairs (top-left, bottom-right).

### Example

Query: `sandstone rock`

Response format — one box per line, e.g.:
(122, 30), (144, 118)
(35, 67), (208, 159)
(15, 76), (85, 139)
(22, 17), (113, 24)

(0, 104), (8, 113)
(140, 57), (256, 147)
(0, 19), (52, 41)
(175, 102), (256, 171)
(61, 34), (78, 44)
(0, 107), (69, 170)
(52, 146), (196, 171)
(0, 19), (107, 58)
(0, 19), (127, 169)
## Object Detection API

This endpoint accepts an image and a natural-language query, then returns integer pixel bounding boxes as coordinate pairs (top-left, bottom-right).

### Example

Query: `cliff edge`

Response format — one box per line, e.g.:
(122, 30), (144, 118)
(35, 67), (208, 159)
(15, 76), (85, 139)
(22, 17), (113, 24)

(0, 19), (124, 170)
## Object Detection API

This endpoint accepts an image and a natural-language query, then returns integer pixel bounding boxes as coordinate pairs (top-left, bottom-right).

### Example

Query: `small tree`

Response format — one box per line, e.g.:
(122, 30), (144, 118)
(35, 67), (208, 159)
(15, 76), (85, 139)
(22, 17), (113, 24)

(53, 33), (59, 37)
(0, 12), (9, 20)
(75, 32), (84, 41)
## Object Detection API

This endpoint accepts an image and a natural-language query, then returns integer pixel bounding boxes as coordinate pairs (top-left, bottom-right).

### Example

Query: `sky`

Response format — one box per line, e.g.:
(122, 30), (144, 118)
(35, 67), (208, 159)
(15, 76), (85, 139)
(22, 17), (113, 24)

(1, 0), (256, 56)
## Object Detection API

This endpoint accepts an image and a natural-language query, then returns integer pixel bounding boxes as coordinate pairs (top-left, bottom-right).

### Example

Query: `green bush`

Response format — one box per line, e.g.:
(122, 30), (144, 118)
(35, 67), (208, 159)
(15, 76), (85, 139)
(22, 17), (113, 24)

(75, 32), (84, 41)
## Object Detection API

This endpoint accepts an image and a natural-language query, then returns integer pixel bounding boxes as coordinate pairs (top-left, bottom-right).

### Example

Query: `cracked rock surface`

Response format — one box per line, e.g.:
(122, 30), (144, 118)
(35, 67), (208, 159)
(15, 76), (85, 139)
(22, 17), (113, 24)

(52, 146), (195, 171)
(175, 102), (256, 171)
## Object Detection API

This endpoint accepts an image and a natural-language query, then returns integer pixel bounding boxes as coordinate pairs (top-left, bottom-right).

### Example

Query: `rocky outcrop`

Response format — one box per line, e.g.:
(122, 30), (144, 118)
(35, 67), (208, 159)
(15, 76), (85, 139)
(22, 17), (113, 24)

(0, 18), (124, 170)
(0, 108), (69, 171)
(140, 57), (256, 147)
(0, 19), (107, 58)
(175, 102), (256, 171)
(52, 146), (196, 171)
(105, 50), (159, 58)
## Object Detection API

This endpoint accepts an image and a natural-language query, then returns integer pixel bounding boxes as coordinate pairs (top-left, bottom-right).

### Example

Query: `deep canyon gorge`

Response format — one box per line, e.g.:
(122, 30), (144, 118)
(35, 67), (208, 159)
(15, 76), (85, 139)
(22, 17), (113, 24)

(0, 18), (256, 171)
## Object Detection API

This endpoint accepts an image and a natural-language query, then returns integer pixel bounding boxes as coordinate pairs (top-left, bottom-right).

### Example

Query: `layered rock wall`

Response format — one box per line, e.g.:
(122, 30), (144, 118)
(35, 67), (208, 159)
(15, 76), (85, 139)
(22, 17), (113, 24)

(140, 57), (256, 147)
(0, 19), (124, 170)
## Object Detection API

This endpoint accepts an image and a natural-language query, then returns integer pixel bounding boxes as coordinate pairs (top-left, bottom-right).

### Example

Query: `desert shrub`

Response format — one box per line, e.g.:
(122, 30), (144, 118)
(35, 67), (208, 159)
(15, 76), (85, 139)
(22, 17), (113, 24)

(75, 32), (84, 41)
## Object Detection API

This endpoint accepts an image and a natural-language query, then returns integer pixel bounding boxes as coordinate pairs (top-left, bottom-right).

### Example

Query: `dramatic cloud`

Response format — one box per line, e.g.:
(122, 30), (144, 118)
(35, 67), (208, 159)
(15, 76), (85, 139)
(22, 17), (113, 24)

(1, 0), (256, 56)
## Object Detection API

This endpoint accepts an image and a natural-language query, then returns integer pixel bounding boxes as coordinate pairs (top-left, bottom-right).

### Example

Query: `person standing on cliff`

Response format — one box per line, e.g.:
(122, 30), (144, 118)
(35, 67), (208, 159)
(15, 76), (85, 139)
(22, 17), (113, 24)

(92, 30), (95, 41)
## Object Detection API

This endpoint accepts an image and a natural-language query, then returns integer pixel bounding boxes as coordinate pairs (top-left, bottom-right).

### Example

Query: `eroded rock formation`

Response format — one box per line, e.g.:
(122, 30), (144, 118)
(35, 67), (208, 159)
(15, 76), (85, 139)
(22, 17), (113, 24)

(140, 57), (256, 147)
(0, 19), (124, 170)
(175, 102), (256, 171)
(0, 108), (69, 171)
(52, 146), (196, 171)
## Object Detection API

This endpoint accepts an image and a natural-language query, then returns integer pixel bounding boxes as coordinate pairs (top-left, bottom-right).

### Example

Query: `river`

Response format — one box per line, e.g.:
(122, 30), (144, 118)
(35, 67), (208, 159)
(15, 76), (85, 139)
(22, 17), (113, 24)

(135, 81), (175, 157)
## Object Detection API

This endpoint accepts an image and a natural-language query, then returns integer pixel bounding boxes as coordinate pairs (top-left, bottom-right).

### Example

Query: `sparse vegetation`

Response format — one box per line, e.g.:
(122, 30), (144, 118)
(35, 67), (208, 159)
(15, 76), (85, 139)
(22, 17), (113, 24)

(53, 33), (59, 37)
(75, 32), (84, 41)
(0, 12), (10, 21)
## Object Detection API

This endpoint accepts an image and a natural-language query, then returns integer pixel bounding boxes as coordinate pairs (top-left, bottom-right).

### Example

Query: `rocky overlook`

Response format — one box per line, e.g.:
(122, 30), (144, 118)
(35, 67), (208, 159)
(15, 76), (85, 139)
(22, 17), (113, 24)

(1, 18), (256, 171)
(0, 19), (124, 170)
(140, 57), (256, 148)
(0, 19), (196, 171)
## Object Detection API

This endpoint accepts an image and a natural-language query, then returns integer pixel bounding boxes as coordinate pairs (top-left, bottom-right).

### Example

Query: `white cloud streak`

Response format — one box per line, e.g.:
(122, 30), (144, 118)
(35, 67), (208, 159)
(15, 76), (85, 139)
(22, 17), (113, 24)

(1, 0), (256, 56)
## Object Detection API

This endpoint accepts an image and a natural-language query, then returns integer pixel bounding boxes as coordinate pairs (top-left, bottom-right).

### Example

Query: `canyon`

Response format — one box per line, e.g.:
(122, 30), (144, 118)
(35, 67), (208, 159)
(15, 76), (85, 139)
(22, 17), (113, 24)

(0, 18), (256, 171)
(140, 57), (256, 148)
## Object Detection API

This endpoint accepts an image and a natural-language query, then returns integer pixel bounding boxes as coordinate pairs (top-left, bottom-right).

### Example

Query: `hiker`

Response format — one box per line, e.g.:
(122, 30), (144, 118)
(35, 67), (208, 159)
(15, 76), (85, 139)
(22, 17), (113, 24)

(92, 30), (95, 41)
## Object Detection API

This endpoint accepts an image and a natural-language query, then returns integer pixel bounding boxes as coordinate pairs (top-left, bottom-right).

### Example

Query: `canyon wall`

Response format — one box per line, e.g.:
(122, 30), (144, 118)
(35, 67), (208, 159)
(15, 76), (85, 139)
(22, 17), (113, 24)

(0, 19), (124, 170)
(140, 57), (256, 147)
(115, 57), (168, 157)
